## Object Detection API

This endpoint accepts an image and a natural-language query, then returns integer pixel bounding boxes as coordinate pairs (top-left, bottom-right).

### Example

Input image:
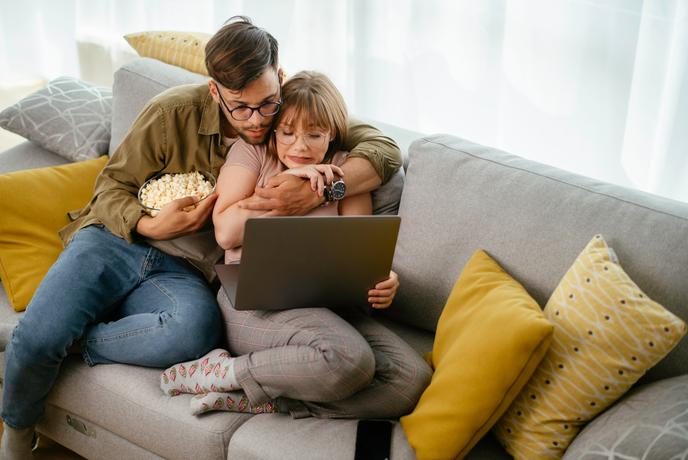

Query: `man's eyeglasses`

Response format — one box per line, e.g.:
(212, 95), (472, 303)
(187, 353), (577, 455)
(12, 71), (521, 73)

(275, 127), (330, 150)
(214, 81), (281, 121)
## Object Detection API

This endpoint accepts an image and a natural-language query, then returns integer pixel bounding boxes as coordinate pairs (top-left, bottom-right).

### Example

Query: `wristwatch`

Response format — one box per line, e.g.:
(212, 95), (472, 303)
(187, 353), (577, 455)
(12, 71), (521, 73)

(324, 179), (346, 203)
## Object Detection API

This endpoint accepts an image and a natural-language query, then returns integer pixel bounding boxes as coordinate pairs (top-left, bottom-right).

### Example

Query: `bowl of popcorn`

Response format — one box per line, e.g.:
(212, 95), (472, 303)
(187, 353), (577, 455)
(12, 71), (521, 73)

(138, 171), (216, 216)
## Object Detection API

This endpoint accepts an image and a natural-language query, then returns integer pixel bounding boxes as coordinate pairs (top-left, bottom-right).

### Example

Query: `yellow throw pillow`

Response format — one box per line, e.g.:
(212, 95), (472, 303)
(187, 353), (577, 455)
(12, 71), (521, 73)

(0, 156), (108, 311)
(400, 250), (554, 460)
(494, 234), (687, 459)
(124, 31), (211, 76)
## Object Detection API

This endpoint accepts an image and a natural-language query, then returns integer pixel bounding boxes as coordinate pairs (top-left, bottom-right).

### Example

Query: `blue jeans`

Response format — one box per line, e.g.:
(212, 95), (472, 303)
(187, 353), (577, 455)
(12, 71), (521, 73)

(1, 226), (221, 429)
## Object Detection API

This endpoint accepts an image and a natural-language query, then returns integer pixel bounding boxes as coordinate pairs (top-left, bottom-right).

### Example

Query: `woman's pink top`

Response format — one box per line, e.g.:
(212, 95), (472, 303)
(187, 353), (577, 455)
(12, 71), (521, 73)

(221, 138), (347, 263)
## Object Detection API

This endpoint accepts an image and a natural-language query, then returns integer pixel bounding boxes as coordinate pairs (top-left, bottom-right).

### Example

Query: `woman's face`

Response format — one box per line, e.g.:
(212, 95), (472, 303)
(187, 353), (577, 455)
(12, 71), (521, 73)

(275, 109), (331, 169)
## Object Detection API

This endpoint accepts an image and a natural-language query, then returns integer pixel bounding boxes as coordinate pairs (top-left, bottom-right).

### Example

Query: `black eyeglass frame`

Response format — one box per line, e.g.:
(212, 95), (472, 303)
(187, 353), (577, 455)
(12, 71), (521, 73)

(214, 81), (282, 121)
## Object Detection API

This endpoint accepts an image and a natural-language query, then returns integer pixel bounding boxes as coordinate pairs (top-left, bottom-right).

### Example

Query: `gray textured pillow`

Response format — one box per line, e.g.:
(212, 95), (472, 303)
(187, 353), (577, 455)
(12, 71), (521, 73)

(0, 76), (112, 161)
(562, 374), (688, 459)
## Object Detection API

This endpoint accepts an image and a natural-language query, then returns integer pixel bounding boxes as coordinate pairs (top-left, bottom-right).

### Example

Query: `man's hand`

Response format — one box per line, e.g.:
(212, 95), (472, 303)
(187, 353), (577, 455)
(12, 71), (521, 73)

(136, 193), (217, 240)
(238, 174), (321, 216)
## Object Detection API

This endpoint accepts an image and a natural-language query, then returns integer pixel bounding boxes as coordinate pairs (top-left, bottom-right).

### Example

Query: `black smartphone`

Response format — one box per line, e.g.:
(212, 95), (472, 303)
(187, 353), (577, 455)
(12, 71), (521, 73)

(354, 419), (393, 460)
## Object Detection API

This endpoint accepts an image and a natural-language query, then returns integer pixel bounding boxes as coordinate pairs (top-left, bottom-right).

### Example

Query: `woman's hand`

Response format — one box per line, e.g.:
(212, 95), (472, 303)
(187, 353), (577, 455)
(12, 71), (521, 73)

(281, 164), (344, 196)
(368, 270), (399, 309)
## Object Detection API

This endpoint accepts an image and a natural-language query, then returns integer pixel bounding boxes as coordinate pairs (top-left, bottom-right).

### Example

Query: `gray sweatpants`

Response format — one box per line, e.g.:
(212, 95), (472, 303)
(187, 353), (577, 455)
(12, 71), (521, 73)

(217, 288), (432, 419)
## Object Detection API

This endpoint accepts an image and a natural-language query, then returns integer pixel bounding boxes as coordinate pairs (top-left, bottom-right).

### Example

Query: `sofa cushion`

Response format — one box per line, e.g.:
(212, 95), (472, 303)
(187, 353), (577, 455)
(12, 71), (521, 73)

(401, 250), (553, 460)
(0, 156), (109, 311)
(0, 141), (70, 175)
(125, 31), (211, 76)
(0, 354), (252, 459)
(494, 234), (686, 459)
(227, 415), (512, 460)
(109, 57), (207, 154)
(562, 374), (688, 460)
(390, 135), (688, 383)
(0, 76), (112, 162)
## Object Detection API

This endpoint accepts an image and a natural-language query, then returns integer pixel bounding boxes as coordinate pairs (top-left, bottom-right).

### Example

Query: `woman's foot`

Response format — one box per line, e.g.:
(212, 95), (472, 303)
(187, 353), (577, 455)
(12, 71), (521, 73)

(190, 391), (279, 416)
(160, 349), (240, 396)
(0, 423), (35, 460)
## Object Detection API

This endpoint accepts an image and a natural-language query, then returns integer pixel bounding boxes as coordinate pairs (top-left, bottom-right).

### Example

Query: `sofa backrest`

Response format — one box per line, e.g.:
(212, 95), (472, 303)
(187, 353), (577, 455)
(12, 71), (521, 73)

(389, 134), (688, 383)
(109, 57), (208, 154)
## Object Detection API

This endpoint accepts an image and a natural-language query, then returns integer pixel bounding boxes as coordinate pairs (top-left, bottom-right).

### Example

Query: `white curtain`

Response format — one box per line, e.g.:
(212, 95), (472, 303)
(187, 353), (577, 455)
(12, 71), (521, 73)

(1, 0), (686, 202)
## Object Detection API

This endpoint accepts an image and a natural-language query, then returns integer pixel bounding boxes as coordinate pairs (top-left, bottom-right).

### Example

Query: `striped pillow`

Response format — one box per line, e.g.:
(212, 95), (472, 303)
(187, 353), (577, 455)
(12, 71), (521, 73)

(124, 31), (211, 75)
(494, 234), (687, 459)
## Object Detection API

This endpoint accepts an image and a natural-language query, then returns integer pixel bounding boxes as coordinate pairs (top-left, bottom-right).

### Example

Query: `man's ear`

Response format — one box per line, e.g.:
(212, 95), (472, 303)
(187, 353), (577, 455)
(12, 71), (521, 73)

(208, 80), (219, 102)
(278, 67), (287, 85)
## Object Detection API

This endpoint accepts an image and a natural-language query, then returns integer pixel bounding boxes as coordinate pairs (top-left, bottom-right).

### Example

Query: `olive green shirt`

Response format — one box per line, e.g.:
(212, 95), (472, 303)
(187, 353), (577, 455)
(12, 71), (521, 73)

(59, 84), (402, 278)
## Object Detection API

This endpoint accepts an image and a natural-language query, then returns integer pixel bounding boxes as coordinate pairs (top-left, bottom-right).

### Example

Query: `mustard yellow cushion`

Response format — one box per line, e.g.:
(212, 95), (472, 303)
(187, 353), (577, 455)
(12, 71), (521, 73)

(0, 156), (108, 311)
(400, 250), (554, 460)
(124, 31), (211, 75)
(494, 234), (687, 459)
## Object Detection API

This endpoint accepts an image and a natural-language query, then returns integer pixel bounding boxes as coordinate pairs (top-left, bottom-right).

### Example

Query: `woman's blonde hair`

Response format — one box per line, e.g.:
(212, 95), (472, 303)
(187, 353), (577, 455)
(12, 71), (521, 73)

(269, 71), (348, 161)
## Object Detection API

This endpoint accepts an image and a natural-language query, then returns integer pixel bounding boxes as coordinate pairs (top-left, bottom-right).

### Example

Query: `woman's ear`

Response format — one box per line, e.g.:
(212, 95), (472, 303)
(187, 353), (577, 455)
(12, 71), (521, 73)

(278, 67), (287, 85)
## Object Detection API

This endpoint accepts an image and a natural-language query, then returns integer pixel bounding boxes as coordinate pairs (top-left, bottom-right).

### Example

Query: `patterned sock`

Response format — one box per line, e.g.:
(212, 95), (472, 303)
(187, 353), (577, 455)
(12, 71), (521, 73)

(190, 391), (280, 416)
(160, 348), (239, 396)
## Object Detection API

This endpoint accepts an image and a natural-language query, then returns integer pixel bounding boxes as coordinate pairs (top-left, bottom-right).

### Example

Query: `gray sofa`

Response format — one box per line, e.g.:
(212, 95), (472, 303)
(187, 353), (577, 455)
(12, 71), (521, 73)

(0, 58), (686, 460)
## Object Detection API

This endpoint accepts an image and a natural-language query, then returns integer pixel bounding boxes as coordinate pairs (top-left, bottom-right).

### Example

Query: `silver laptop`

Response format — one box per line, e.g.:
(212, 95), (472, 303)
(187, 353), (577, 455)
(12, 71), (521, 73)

(215, 216), (401, 311)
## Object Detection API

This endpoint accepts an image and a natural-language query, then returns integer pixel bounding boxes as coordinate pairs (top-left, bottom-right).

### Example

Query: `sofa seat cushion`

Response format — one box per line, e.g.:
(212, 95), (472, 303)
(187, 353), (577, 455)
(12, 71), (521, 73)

(227, 414), (512, 460)
(0, 354), (252, 459)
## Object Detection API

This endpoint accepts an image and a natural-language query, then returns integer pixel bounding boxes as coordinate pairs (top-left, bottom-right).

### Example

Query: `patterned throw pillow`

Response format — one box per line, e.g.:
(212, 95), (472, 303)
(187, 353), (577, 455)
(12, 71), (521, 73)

(0, 77), (112, 162)
(562, 374), (688, 460)
(124, 31), (211, 76)
(493, 234), (687, 459)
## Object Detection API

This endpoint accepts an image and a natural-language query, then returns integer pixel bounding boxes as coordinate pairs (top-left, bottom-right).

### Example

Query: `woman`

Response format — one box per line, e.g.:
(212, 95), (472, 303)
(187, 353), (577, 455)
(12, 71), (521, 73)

(161, 71), (431, 419)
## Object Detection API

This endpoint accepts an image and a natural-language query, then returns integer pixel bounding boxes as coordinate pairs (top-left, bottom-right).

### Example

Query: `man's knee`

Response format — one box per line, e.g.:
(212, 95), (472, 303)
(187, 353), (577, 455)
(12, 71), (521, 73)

(159, 307), (222, 363)
(9, 322), (71, 363)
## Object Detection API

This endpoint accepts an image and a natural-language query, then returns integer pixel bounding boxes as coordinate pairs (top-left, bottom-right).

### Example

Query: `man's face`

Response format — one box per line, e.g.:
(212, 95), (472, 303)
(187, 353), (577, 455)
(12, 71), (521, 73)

(210, 69), (281, 145)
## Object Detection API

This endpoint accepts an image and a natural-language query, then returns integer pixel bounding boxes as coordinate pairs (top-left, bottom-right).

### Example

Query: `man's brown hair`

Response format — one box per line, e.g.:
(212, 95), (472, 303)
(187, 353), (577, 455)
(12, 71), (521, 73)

(205, 16), (279, 90)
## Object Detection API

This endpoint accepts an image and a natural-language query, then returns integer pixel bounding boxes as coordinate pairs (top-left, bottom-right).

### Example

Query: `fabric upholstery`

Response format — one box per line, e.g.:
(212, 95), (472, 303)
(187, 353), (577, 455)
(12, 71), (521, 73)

(401, 250), (553, 460)
(0, 354), (252, 460)
(109, 57), (207, 154)
(390, 135), (688, 384)
(0, 77), (112, 161)
(0, 141), (69, 175)
(562, 374), (688, 460)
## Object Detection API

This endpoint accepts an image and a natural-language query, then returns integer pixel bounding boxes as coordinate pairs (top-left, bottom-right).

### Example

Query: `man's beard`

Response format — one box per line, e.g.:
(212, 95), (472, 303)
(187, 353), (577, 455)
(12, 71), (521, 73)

(237, 122), (272, 145)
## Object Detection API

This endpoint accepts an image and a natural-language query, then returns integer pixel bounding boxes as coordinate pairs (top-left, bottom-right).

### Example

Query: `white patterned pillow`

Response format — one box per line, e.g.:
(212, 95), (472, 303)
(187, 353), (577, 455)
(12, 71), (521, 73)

(0, 76), (112, 161)
(563, 374), (688, 459)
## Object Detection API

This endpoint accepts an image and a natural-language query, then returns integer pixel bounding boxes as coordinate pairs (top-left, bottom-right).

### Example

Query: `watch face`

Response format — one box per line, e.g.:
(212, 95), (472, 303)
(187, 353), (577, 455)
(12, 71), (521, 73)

(331, 180), (346, 200)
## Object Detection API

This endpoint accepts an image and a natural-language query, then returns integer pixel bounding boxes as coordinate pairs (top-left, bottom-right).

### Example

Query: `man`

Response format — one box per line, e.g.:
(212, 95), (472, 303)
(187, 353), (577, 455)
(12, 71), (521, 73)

(0, 16), (402, 458)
